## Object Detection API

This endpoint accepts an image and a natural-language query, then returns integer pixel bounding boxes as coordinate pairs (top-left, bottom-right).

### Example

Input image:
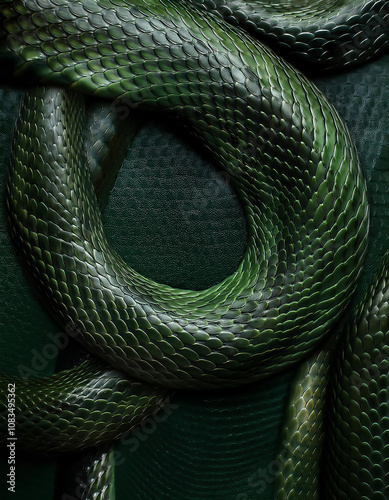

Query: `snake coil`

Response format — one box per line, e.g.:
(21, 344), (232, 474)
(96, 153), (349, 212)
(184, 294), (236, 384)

(1, 0), (387, 497)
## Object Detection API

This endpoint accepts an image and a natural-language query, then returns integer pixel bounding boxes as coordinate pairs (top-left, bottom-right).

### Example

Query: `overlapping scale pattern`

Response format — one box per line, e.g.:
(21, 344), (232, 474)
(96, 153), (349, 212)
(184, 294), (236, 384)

(2, 1), (388, 498)
(0, 358), (168, 453)
(56, 446), (116, 500)
(2, 0), (368, 392)
(79, 448), (116, 500)
(84, 99), (141, 209)
(273, 340), (334, 499)
(187, 0), (389, 71)
(324, 251), (389, 498)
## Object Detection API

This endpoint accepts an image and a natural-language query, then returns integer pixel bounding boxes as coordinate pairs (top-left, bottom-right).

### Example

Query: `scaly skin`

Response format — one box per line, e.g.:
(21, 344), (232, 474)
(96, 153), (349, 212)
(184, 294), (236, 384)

(0, 357), (168, 454)
(272, 256), (389, 498)
(0, 0), (384, 497)
(324, 251), (389, 498)
(273, 338), (335, 499)
(2, 0), (368, 391)
(186, 0), (389, 72)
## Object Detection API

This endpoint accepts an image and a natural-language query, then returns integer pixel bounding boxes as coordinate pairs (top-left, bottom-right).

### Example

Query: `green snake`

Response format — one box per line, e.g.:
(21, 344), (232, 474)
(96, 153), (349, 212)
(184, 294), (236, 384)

(0, 0), (388, 497)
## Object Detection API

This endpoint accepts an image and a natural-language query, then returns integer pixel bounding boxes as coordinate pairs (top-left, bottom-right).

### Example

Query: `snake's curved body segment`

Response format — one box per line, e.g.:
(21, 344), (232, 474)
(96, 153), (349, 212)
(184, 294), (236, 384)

(0, 358), (168, 453)
(187, 0), (389, 71)
(3, 0), (369, 389)
(325, 252), (389, 498)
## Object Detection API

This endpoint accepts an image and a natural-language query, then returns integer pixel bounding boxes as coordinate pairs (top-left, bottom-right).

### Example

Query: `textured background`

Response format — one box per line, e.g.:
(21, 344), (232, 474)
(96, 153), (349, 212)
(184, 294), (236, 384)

(0, 51), (388, 498)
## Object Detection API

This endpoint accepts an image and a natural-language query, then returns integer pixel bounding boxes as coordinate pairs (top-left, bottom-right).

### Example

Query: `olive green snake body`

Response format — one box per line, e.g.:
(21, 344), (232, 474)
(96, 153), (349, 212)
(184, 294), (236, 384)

(0, 0), (388, 497)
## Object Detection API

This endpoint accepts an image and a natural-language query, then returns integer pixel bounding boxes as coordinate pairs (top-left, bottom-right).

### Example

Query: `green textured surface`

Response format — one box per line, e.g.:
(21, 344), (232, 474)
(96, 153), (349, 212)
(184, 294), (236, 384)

(314, 57), (389, 307)
(0, 88), (293, 499)
(3, 0), (369, 390)
(0, 87), (58, 499)
(273, 339), (334, 499)
(102, 117), (247, 292)
(0, 2), (388, 499)
(0, 88), (58, 377)
(0, 91), (65, 497)
(0, 50), (389, 498)
(187, 0), (389, 72)
(0, 357), (168, 454)
(324, 251), (389, 499)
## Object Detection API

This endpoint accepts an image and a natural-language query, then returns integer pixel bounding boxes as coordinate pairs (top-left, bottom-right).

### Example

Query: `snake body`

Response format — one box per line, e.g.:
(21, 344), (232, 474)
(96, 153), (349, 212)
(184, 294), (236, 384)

(1, 357), (168, 453)
(186, 0), (389, 71)
(325, 252), (389, 498)
(0, 0), (386, 496)
(2, 0), (369, 388)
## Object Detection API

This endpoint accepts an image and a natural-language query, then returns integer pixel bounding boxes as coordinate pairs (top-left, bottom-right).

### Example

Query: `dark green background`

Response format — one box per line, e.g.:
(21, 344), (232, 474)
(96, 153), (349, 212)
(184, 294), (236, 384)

(1, 51), (389, 499)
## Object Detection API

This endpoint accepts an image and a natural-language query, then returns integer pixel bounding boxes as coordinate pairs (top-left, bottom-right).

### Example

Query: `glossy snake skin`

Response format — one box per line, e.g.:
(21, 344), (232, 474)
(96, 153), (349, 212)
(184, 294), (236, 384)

(0, 0), (388, 498)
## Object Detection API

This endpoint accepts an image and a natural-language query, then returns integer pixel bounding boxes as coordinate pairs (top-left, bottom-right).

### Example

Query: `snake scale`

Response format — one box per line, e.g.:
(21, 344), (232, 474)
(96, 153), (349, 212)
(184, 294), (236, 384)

(0, 0), (388, 498)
